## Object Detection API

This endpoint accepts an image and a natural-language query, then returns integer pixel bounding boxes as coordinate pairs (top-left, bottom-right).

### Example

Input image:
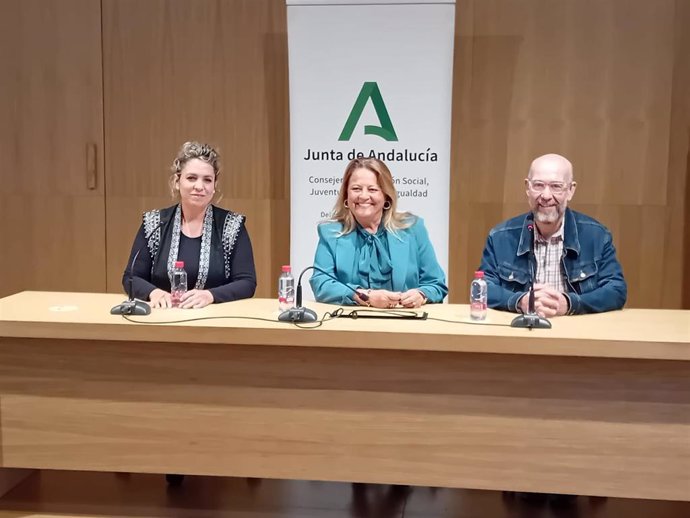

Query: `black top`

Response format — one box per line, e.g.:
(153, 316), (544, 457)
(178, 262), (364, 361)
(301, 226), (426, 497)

(122, 205), (257, 303)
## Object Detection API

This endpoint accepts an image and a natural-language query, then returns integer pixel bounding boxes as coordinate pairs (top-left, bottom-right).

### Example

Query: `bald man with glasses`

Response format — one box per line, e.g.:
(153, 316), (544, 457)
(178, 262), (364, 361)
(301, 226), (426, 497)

(478, 153), (627, 317)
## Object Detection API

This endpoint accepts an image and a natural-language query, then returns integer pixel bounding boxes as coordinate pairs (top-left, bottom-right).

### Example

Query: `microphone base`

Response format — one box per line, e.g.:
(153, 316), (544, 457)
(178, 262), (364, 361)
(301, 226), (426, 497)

(278, 306), (318, 323)
(510, 313), (552, 329)
(110, 299), (152, 316)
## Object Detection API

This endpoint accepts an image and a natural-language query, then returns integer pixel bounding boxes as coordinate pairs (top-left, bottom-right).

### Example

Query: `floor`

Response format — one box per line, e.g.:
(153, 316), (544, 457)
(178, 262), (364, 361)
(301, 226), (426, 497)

(0, 471), (687, 518)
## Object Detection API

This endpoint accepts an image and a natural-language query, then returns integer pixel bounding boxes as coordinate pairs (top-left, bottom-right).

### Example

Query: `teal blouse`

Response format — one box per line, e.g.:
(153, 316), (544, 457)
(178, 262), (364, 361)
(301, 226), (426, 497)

(310, 216), (448, 305)
(354, 225), (393, 291)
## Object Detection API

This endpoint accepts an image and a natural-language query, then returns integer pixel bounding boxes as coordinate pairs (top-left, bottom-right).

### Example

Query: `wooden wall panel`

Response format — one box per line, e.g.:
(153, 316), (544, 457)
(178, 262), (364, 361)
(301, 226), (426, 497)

(102, 0), (289, 297)
(673, 0), (690, 309)
(449, 0), (689, 308)
(0, 0), (106, 298)
(2, 0), (687, 309)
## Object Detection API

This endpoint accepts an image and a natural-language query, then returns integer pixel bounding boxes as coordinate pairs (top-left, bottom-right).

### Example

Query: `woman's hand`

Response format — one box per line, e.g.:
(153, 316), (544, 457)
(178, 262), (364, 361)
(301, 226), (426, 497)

(354, 289), (371, 306)
(357, 289), (401, 309)
(149, 288), (172, 309)
(179, 289), (214, 309)
(400, 289), (427, 308)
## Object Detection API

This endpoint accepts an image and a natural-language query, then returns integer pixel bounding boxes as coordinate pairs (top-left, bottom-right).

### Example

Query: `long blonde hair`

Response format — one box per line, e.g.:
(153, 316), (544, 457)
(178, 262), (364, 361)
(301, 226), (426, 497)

(330, 158), (413, 235)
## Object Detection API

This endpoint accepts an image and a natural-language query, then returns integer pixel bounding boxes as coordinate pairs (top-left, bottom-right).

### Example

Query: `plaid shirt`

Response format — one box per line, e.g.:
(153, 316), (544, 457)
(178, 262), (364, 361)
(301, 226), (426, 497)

(534, 224), (567, 293)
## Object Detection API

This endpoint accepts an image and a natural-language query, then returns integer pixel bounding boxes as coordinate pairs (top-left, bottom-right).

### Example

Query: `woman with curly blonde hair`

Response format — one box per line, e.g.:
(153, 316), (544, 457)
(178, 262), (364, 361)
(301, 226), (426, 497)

(122, 141), (256, 309)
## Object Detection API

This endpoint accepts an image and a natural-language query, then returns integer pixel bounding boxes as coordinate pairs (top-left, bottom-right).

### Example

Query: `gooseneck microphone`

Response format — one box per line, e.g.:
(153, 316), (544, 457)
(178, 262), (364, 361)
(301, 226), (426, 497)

(111, 220), (164, 316)
(510, 223), (552, 330)
(278, 266), (369, 323)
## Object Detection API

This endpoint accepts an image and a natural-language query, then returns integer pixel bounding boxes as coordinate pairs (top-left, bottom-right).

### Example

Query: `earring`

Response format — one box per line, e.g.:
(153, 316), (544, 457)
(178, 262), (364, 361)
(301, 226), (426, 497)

(383, 200), (391, 210)
(344, 200), (349, 208)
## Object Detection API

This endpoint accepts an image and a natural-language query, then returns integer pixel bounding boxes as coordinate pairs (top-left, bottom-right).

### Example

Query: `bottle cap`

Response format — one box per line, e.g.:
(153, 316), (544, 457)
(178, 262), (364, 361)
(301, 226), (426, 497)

(474, 270), (484, 278)
(175, 261), (185, 268)
(281, 265), (291, 272)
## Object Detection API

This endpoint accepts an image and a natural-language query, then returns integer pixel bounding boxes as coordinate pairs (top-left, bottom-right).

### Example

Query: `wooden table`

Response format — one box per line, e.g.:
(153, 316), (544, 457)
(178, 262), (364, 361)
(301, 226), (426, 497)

(0, 291), (688, 500)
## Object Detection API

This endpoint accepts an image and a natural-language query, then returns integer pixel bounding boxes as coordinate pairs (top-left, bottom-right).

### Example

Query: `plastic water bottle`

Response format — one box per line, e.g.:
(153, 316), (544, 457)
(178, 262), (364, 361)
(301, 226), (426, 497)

(470, 270), (488, 321)
(171, 261), (187, 308)
(278, 265), (295, 311)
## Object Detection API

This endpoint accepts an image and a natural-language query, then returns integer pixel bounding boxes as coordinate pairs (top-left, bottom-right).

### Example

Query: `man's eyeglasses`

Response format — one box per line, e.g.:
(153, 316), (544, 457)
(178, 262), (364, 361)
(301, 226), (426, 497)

(527, 180), (571, 195)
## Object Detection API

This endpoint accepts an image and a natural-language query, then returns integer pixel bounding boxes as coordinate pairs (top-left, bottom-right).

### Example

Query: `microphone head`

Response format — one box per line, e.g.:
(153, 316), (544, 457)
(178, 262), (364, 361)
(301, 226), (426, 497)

(527, 224), (534, 232)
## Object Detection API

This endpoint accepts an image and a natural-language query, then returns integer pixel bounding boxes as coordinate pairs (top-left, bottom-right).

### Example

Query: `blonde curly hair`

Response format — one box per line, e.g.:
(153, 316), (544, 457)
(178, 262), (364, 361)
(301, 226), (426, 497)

(169, 141), (221, 199)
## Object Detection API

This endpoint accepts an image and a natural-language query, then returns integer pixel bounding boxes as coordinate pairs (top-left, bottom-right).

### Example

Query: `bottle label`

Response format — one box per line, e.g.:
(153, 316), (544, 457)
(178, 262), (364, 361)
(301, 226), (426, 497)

(279, 285), (294, 303)
(470, 300), (487, 321)
(171, 289), (185, 308)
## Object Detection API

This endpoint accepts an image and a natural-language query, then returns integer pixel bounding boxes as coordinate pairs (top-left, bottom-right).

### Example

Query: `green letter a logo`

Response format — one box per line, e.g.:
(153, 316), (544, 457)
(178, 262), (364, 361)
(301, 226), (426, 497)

(338, 82), (398, 142)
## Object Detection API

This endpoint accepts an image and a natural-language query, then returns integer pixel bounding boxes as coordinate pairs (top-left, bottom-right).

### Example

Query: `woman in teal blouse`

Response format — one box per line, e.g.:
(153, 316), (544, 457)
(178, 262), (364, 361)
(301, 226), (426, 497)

(310, 158), (448, 309)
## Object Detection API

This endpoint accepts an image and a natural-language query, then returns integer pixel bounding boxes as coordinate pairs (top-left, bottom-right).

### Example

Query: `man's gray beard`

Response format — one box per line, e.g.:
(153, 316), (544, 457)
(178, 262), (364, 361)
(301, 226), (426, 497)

(533, 207), (563, 224)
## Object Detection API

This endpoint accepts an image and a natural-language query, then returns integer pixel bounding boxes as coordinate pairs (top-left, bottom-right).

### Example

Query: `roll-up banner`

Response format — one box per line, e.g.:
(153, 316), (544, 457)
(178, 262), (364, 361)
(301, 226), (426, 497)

(287, 0), (456, 299)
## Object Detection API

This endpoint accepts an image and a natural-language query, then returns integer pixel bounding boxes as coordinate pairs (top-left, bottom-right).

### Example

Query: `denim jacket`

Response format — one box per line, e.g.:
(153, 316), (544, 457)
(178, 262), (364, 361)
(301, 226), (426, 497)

(479, 209), (627, 314)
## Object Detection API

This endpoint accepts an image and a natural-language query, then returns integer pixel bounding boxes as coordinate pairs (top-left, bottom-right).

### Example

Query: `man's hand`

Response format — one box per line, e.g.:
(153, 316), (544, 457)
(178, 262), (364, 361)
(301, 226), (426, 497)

(519, 284), (568, 317)
(518, 292), (530, 314)
(533, 284), (568, 317)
